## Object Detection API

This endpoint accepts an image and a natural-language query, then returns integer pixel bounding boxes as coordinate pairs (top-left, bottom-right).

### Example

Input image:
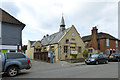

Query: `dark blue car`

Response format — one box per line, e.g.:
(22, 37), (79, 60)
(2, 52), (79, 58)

(85, 54), (109, 65)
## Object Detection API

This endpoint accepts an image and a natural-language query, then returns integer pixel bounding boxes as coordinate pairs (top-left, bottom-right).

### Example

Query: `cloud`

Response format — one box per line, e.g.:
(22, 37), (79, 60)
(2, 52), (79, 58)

(1, 0), (119, 44)
(1, 1), (20, 17)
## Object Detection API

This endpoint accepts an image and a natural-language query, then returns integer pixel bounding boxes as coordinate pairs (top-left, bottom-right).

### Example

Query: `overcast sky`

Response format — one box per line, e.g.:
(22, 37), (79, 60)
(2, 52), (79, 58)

(1, 0), (119, 45)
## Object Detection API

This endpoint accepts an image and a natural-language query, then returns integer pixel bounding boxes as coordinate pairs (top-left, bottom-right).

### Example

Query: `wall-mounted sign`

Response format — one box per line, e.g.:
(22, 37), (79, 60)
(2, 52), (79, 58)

(71, 51), (78, 54)
(1, 49), (8, 53)
(48, 52), (51, 58)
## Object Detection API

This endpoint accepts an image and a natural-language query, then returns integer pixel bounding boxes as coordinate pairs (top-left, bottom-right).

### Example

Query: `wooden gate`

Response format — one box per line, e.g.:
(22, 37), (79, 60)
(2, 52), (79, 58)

(34, 52), (50, 62)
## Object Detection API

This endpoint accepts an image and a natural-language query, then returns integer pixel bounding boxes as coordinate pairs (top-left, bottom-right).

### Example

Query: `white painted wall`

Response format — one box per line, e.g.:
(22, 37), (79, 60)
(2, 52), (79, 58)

(0, 22), (1, 38)
(0, 45), (17, 49)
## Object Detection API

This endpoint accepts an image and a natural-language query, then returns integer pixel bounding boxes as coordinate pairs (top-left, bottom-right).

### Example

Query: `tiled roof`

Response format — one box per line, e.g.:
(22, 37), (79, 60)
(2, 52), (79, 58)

(29, 41), (36, 47)
(41, 28), (70, 46)
(0, 8), (25, 28)
(82, 32), (119, 42)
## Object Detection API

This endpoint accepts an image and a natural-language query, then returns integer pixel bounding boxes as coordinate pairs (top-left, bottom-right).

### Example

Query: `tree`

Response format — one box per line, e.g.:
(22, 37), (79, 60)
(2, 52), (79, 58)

(22, 45), (27, 53)
(83, 49), (88, 58)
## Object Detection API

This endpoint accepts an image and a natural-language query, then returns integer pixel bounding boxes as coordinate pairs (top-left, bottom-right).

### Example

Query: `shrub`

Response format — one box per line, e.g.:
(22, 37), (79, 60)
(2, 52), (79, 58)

(71, 54), (77, 58)
(83, 49), (88, 58)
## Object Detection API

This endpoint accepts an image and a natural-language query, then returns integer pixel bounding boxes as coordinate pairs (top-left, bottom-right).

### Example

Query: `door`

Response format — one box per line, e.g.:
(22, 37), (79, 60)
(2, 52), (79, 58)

(0, 53), (2, 72)
(98, 54), (104, 63)
(6, 53), (28, 69)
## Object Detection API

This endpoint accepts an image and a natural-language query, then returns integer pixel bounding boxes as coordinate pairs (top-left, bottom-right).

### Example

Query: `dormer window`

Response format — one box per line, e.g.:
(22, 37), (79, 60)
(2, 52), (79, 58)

(66, 39), (69, 44)
(85, 42), (88, 45)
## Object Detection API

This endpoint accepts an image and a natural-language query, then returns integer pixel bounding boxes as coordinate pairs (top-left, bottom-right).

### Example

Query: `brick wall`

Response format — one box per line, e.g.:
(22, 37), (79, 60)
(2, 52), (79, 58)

(100, 39), (120, 55)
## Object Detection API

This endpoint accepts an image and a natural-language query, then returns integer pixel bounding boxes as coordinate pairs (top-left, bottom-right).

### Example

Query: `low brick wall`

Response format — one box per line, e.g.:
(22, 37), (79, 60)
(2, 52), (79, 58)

(65, 58), (85, 63)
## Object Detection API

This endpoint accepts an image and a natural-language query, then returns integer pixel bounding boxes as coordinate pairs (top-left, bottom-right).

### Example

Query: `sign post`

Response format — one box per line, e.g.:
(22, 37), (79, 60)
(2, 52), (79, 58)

(50, 51), (53, 63)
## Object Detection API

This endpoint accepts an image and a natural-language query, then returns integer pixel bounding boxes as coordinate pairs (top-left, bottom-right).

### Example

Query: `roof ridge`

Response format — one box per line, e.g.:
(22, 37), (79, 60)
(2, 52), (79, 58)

(1, 8), (25, 28)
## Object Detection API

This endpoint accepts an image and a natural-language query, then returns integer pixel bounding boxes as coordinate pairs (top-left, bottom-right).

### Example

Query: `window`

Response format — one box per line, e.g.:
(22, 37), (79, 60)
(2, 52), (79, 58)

(78, 47), (81, 53)
(106, 49), (110, 56)
(43, 47), (47, 51)
(64, 46), (68, 53)
(85, 42), (88, 46)
(10, 50), (16, 52)
(51, 46), (54, 53)
(88, 49), (93, 53)
(66, 39), (69, 44)
(36, 49), (41, 52)
(71, 38), (75, 41)
(116, 40), (118, 47)
(98, 40), (100, 50)
(106, 39), (109, 46)
(7, 53), (26, 59)
(70, 43), (76, 51)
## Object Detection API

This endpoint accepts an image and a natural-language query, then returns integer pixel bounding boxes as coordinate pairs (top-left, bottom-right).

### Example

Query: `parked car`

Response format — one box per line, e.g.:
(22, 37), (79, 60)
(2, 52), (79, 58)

(108, 53), (120, 62)
(0, 52), (32, 77)
(85, 54), (109, 65)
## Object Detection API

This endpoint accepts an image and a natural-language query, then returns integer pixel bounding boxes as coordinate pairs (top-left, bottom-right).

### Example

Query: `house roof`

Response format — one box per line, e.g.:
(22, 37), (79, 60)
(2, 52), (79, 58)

(41, 28), (70, 46)
(82, 32), (119, 42)
(29, 41), (36, 47)
(0, 8), (25, 29)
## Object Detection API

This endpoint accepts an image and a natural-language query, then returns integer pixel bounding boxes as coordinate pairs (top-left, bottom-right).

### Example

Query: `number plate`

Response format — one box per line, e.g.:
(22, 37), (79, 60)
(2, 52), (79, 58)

(110, 56), (113, 58)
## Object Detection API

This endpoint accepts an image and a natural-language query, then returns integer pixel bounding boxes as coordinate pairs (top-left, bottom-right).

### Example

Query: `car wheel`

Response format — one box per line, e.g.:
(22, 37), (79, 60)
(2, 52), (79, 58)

(95, 61), (99, 65)
(105, 60), (108, 64)
(117, 59), (120, 62)
(86, 63), (89, 65)
(7, 66), (18, 77)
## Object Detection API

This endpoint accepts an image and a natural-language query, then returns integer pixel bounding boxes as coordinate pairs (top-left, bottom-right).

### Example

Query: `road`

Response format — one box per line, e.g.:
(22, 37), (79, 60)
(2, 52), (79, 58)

(2, 60), (118, 78)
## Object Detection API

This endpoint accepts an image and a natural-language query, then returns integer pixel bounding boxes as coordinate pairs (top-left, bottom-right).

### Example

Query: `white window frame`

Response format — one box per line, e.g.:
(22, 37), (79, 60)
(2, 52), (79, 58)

(106, 39), (109, 46)
(116, 40), (118, 47)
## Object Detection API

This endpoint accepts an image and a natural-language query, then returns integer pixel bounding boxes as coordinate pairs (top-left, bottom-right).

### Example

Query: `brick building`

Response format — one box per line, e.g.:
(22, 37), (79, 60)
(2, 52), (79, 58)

(82, 27), (120, 56)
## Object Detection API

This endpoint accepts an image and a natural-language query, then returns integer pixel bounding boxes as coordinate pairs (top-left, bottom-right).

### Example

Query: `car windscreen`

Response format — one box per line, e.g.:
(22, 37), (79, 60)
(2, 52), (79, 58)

(116, 53), (120, 55)
(110, 54), (115, 56)
(91, 54), (99, 58)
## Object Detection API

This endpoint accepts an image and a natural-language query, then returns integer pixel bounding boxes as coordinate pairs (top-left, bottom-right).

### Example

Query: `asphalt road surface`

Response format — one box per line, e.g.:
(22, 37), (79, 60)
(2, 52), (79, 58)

(2, 60), (118, 78)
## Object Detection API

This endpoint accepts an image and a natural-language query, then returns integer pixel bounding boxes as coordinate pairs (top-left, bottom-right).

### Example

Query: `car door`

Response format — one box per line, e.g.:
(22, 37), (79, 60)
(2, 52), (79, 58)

(98, 54), (103, 63)
(6, 53), (28, 69)
(102, 54), (107, 62)
(0, 53), (2, 73)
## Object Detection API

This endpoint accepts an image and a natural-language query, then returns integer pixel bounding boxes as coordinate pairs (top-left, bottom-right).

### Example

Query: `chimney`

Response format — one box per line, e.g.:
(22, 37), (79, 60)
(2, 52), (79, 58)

(91, 26), (98, 50)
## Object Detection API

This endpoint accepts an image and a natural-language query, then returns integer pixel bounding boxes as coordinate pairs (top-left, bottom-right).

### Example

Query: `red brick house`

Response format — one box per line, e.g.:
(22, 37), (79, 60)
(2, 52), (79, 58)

(82, 27), (120, 56)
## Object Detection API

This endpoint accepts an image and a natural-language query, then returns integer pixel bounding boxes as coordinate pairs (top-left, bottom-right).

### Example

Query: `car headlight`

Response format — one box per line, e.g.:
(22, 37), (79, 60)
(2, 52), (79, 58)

(90, 59), (95, 61)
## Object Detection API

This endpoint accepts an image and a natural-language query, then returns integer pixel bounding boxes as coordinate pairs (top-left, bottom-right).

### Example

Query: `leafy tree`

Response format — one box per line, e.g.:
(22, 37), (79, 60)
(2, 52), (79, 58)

(83, 49), (88, 58)
(71, 54), (77, 58)
(22, 45), (27, 53)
